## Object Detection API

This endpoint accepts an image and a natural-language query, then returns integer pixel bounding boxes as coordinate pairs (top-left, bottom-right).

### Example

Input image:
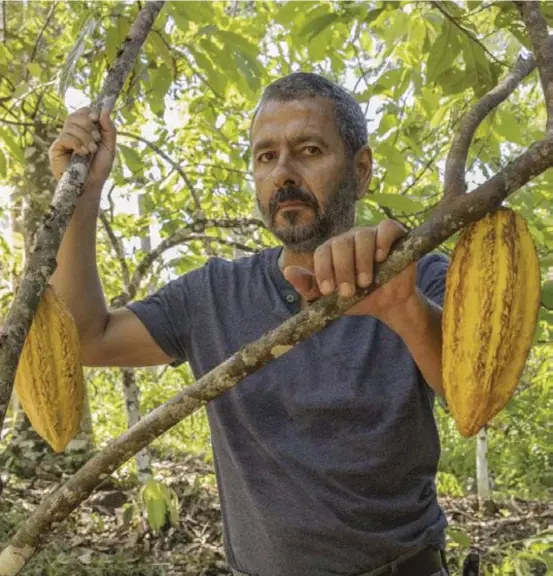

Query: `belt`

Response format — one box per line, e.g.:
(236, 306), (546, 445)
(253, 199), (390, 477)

(232, 545), (447, 576)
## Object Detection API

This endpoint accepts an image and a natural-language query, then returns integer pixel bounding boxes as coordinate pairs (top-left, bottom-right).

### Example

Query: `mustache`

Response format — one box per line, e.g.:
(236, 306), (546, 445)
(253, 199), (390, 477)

(269, 186), (319, 219)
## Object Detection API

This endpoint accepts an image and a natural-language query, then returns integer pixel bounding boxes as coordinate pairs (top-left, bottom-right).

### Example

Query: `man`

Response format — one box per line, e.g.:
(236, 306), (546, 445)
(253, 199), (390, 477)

(49, 72), (449, 576)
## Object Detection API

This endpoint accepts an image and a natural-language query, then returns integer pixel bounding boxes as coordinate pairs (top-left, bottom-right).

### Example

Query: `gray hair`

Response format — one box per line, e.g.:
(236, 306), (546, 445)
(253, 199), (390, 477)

(253, 72), (368, 157)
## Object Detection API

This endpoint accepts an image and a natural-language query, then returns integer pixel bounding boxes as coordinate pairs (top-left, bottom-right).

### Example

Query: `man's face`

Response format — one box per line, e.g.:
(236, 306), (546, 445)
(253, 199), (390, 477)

(251, 98), (365, 253)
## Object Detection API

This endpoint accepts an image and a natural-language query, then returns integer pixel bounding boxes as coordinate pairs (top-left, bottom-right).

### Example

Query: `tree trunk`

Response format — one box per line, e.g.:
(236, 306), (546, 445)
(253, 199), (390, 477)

(119, 193), (155, 480)
(476, 427), (496, 514)
(122, 368), (152, 482)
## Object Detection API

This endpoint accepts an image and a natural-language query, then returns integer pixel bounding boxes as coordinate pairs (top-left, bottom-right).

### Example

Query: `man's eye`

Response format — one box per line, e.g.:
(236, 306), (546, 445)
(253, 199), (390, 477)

(258, 152), (276, 163)
(303, 146), (321, 156)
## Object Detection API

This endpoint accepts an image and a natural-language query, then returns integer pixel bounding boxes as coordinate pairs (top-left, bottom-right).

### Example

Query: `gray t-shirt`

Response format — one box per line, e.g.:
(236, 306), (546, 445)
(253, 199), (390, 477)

(127, 247), (449, 576)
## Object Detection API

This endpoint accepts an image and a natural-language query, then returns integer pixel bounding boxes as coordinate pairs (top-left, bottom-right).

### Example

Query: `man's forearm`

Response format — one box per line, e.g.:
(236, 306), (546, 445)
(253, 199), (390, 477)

(50, 183), (110, 344)
(382, 289), (445, 396)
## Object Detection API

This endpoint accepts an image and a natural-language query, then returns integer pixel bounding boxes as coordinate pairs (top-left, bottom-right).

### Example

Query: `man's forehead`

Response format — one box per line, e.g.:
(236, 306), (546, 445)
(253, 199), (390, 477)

(251, 97), (339, 143)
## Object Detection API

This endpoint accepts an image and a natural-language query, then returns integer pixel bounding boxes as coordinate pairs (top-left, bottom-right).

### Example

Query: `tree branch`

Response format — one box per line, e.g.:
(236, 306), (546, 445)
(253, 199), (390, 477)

(26, 1), (57, 79)
(126, 218), (264, 298)
(444, 48), (538, 199)
(2, 130), (553, 573)
(515, 1), (553, 131)
(118, 130), (202, 211)
(0, 1), (165, 434)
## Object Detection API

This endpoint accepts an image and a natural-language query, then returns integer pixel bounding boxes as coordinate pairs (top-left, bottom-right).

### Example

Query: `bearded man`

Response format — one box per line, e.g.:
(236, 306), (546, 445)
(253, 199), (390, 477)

(50, 72), (450, 576)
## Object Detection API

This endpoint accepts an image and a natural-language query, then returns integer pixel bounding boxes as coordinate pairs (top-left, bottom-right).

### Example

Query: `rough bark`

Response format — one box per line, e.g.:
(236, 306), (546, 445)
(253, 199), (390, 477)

(515, 2), (553, 130)
(444, 49), (538, 199)
(0, 0), (165, 433)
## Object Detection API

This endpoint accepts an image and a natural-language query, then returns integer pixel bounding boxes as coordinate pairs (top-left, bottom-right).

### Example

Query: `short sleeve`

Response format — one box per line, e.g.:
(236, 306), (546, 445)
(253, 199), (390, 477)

(415, 252), (449, 308)
(125, 266), (207, 368)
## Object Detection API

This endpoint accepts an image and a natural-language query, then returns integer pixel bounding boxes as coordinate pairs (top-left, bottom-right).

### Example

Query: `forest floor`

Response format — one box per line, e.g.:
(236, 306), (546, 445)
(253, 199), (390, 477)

(1, 452), (553, 576)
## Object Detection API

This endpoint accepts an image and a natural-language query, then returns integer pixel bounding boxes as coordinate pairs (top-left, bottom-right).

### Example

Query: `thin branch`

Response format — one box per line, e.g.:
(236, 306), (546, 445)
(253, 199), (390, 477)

(26, 1), (57, 78)
(98, 210), (131, 288)
(400, 148), (443, 197)
(444, 49), (537, 199)
(457, 1), (498, 21)
(190, 162), (251, 177)
(118, 130), (202, 211)
(127, 218), (265, 298)
(431, 1), (507, 67)
(515, 2), (553, 131)
(0, 118), (34, 128)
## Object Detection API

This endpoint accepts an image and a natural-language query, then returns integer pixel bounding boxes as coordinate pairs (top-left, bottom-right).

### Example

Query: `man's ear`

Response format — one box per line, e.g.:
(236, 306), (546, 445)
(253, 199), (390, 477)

(354, 145), (372, 200)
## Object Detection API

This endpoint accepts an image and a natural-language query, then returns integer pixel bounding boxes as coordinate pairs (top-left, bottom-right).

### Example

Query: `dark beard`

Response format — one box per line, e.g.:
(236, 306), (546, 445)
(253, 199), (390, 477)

(258, 170), (358, 253)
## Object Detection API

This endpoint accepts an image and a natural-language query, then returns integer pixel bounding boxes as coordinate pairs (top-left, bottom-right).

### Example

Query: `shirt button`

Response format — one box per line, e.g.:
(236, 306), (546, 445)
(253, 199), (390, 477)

(286, 294), (296, 304)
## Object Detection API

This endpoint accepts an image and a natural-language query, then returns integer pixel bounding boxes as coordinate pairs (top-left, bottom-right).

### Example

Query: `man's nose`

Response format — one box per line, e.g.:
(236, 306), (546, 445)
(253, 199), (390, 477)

(272, 155), (301, 190)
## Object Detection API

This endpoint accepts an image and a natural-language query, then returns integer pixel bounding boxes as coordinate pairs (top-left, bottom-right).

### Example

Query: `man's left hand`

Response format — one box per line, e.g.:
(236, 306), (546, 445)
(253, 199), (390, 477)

(284, 220), (417, 323)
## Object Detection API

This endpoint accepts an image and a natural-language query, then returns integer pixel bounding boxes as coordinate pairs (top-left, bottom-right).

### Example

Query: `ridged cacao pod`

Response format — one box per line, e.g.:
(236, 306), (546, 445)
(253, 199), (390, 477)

(442, 208), (541, 437)
(14, 284), (84, 452)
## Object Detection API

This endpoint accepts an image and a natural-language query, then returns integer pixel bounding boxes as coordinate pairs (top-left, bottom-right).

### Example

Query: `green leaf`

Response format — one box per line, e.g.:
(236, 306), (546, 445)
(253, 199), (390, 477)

(120, 144), (142, 173)
(217, 30), (258, 60)
(171, 1), (214, 25)
(148, 33), (174, 71)
(307, 26), (333, 62)
(0, 148), (6, 177)
(299, 12), (338, 40)
(26, 62), (42, 78)
(234, 50), (261, 94)
(188, 46), (226, 97)
(275, 1), (303, 26)
(542, 280), (553, 311)
(368, 193), (424, 214)
(146, 497), (166, 532)
(0, 44), (13, 65)
(0, 128), (24, 164)
(447, 529), (471, 547)
(460, 35), (494, 96)
(494, 109), (523, 144)
(426, 21), (460, 83)
(12, 82), (28, 99)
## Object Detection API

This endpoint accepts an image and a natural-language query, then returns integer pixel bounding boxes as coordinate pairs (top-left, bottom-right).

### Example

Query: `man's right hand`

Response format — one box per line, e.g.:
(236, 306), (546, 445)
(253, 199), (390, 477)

(49, 107), (116, 189)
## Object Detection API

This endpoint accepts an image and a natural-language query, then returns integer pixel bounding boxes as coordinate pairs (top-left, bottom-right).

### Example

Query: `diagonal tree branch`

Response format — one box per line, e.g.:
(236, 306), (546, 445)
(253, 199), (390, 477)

(444, 49), (538, 199)
(0, 1), (165, 434)
(515, 1), (553, 131)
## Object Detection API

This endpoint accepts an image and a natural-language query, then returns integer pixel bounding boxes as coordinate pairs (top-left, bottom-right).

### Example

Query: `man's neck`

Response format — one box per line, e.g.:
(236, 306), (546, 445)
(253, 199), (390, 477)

(278, 247), (315, 273)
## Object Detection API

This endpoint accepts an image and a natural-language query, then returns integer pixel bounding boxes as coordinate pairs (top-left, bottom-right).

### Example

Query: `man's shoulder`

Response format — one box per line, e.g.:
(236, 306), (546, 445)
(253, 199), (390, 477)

(203, 246), (278, 276)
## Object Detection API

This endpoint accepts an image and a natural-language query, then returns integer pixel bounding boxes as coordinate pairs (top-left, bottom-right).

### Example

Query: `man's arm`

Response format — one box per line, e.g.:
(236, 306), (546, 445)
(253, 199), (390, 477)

(379, 289), (445, 396)
(49, 108), (175, 368)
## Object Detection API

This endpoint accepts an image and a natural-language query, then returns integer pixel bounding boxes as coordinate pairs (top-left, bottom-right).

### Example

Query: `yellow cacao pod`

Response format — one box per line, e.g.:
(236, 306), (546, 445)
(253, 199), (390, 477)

(14, 284), (84, 452)
(442, 208), (541, 437)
